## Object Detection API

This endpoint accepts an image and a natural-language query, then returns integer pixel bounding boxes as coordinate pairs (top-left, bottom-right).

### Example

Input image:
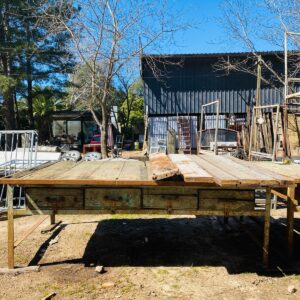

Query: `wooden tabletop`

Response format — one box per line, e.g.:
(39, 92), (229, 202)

(0, 154), (295, 187)
(253, 161), (300, 184)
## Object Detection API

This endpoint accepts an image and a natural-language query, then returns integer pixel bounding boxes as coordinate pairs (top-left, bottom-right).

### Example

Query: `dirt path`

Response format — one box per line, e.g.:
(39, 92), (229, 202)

(1, 212), (300, 299)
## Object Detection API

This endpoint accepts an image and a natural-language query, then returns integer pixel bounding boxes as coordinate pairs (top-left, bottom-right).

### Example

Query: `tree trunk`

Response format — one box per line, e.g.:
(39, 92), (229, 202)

(2, 90), (16, 130)
(0, 3), (16, 130)
(1, 56), (16, 130)
(26, 19), (34, 128)
(26, 56), (34, 128)
(14, 89), (20, 129)
(101, 103), (108, 158)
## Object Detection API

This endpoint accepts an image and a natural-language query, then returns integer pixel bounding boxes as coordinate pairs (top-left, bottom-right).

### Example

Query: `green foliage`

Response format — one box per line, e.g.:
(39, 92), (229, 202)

(18, 86), (65, 140)
(0, 0), (76, 129)
(0, 75), (16, 94)
(119, 80), (144, 137)
(67, 62), (123, 112)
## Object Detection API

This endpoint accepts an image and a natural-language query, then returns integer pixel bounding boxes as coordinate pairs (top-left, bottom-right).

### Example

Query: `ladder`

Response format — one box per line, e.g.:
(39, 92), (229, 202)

(177, 115), (192, 154)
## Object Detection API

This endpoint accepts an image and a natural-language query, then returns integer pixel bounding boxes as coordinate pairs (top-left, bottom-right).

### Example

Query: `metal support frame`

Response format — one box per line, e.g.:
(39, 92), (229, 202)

(249, 104), (280, 161)
(198, 100), (220, 155)
(0, 130), (38, 176)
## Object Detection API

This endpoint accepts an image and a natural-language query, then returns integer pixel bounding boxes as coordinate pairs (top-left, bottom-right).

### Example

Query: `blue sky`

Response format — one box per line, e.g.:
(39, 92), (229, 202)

(164, 0), (280, 54)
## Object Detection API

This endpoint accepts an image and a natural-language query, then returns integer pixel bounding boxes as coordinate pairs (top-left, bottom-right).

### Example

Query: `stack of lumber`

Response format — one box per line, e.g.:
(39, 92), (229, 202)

(150, 153), (293, 187)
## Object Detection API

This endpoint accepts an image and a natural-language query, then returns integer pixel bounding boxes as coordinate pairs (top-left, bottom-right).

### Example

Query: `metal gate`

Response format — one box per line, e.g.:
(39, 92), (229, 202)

(0, 130), (38, 211)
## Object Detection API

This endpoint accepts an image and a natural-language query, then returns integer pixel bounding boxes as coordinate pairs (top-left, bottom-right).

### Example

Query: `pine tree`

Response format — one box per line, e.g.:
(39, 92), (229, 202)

(0, 0), (76, 129)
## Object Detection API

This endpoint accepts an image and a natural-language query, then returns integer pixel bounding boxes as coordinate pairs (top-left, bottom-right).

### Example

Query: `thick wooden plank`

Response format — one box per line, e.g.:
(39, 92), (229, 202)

(7, 185), (14, 269)
(55, 161), (104, 180)
(143, 194), (198, 209)
(10, 161), (57, 179)
(0, 266), (40, 274)
(199, 189), (255, 211)
(117, 160), (148, 181)
(200, 154), (278, 186)
(143, 186), (198, 195)
(149, 153), (180, 180)
(227, 156), (293, 185)
(85, 188), (141, 209)
(199, 189), (255, 200)
(14, 216), (48, 248)
(254, 161), (300, 183)
(168, 154), (214, 183)
(0, 177), (218, 186)
(14, 208), (266, 217)
(199, 198), (255, 211)
(263, 187), (271, 268)
(22, 161), (78, 180)
(88, 160), (125, 180)
(26, 188), (84, 210)
(287, 186), (296, 257)
(190, 155), (239, 186)
(0, 154), (294, 187)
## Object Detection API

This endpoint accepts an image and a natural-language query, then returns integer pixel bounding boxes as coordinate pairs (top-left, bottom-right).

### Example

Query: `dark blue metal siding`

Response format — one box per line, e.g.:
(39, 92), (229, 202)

(143, 55), (284, 115)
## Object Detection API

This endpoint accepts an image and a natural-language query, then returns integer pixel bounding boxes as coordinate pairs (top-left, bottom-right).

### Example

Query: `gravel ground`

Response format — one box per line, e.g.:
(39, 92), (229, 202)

(1, 210), (300, 299)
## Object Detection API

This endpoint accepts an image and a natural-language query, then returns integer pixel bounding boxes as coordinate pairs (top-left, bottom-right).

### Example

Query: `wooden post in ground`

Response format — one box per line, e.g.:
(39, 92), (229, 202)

(263, 187), (271, 269)
(287, 186), (296, 258)
(50, 212), (55, 225)
(7, 185), (14, 269)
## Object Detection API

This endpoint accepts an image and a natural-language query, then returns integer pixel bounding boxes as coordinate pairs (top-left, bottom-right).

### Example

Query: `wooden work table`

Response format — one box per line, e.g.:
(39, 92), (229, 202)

(0, 154), (295, 270)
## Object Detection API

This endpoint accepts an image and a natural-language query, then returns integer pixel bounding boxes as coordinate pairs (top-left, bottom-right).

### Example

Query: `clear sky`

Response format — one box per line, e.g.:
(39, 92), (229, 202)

(164, 0), (281, 54)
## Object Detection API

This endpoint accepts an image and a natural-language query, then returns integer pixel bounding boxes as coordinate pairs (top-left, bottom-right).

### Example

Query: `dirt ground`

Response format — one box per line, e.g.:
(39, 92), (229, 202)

(1, 209), (300, 300)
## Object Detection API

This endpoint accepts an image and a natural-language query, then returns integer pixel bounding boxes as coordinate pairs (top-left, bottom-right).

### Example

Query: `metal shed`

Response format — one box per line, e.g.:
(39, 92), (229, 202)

(141, 51), (289, 149)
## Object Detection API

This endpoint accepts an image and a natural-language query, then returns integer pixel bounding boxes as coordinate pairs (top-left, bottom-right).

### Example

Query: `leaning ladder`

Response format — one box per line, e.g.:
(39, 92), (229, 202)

(177, 115), (192, 154)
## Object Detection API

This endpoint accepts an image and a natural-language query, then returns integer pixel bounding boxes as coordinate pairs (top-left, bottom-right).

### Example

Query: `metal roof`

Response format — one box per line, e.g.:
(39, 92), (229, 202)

(142, 50), (300, 59)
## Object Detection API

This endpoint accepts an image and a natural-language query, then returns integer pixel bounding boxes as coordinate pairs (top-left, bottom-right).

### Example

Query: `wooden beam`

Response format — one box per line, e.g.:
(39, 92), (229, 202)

(287, 186), (296, 258)
(169, 154), (214, 183)
(50, 213), (55, 225)
(0, 265), (40, 275)
(14, 216), (48, 248)
(13, 208), (266, 217)
(7, 185), (14, 269)
(149, 153), (180, 180)
(263, 187), (271, 269)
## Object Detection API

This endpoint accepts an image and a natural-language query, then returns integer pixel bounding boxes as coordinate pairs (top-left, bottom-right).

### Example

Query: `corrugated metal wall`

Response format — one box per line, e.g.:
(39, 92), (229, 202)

(144, 78), (283, 115)
(149, 115), (234, 149)
(143, 54), (286, 115)
(149, 116), (198, 149)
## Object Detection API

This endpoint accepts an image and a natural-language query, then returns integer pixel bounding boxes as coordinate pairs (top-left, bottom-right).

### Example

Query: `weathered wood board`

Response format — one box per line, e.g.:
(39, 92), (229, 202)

(24, 186), (259, 214)
(26, 188), (84, 210)
(0, 154), (294, 187)
(168, 154), (214, 183)
(149, 153), (180, 180)
(85, 188), (141, 209)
